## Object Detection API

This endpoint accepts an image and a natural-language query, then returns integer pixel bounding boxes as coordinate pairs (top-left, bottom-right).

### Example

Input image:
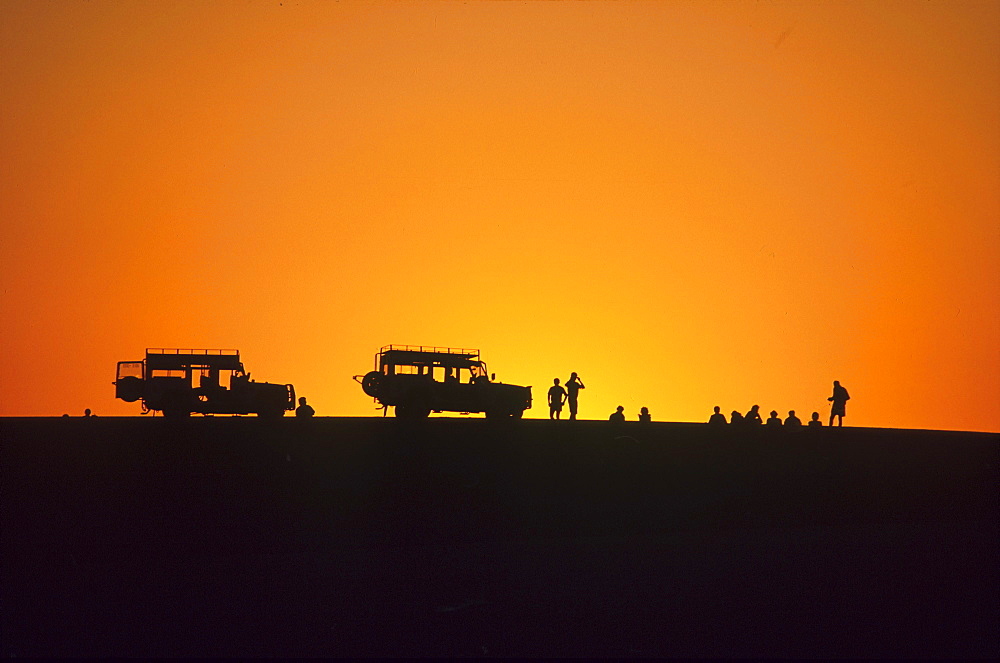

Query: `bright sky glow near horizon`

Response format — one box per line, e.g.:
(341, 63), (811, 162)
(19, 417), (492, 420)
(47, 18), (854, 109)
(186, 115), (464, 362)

(2, 0), (998, 432)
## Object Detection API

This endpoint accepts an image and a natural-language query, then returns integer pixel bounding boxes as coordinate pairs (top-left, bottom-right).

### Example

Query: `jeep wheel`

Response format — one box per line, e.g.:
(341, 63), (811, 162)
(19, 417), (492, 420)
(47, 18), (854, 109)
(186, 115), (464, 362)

(115, 376), (143, 403)
(361, 371), (382, 398)
(487, 409), (522, 419)
(396, 404), (430, 419)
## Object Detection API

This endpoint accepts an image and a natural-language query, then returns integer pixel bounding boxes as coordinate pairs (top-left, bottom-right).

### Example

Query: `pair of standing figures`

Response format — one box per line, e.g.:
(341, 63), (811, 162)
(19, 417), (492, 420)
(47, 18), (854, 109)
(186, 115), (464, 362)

(548, 373), (585, 420)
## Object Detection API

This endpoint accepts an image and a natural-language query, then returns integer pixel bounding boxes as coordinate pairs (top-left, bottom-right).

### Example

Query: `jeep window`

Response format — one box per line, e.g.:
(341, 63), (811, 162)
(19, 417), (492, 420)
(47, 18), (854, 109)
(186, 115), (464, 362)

(151, 369), (187, 379)
(198, 368), (229, 389)
(117, 362), (143, 380)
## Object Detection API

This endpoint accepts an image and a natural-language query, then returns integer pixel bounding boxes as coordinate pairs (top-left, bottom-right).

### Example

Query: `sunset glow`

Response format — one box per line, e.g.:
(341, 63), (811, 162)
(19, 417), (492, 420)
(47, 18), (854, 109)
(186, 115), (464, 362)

(2, 1), (998, 431)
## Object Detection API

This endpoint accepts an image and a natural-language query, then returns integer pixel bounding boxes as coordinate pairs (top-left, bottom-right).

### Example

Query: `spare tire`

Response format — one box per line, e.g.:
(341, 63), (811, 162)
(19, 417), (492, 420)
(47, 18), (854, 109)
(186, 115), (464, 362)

(361, 371), (382, 398)
(115, 376), (143, 403)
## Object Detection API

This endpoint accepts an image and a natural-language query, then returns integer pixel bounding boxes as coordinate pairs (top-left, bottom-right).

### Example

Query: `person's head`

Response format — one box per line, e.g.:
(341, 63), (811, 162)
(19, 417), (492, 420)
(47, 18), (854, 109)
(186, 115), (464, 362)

(833, 380), (840, 387)
(811, 411), (820, 421)
(570, 372), (578, 379)
(298, 397), (307, 405)
(713, 405), (721, 414)
(84, 408), (92, 416)
(788, 410), (796, 417)
(732, 410), (741, 417)
(750, 404), (759, 412)
(553, 378), (560, 385)
(616, 405), (624, 413)
(770, 410), (778, 418)
(640, 406), (649, 415)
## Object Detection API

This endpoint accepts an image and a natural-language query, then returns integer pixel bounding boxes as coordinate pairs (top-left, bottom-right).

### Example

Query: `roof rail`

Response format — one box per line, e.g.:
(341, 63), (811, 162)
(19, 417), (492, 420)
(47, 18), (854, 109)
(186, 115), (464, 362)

(147, 348), (240, 356)
(380, 345), (480, 356)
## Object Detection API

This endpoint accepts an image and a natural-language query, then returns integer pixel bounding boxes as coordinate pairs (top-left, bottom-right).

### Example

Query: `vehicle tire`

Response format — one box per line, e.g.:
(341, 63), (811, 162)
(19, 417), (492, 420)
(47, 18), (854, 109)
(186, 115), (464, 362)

(361, 371), (382, 398)
(396, 403), (430, 419)
(162, 392), (190, 418)
(115, 376), (143, 403)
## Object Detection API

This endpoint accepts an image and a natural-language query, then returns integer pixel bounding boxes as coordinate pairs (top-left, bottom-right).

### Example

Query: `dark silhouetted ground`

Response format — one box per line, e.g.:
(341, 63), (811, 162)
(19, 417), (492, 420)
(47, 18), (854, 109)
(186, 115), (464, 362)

(2, 417), (997, 657)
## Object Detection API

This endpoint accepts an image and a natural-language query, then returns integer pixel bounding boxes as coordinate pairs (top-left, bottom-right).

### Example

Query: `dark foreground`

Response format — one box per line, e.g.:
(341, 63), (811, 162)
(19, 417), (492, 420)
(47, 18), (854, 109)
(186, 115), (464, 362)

(2, 417), (997, 657)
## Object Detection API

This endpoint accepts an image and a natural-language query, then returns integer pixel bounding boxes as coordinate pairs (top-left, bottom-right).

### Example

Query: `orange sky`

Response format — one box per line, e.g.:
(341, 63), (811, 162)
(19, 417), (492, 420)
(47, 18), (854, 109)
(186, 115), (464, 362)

(2, 0), (998, 432)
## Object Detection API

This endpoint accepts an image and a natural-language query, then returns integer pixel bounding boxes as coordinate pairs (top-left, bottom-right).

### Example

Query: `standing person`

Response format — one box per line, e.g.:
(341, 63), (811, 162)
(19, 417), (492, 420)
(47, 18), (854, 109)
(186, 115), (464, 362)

(828, 380), (850, 427)
(296, 397), (315, 418)
(547, 378), (567, 420)
(565, 372), (585, 420)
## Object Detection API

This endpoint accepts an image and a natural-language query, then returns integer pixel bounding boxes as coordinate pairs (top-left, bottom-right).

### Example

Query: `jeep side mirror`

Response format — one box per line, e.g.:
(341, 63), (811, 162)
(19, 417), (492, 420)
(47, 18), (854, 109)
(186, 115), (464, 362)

(491, 373), (496, 381)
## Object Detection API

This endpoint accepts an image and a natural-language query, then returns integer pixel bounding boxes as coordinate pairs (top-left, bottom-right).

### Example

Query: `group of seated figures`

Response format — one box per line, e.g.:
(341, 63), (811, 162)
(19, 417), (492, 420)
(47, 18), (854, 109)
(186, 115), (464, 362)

(708, 381), (850, 428)
(708, 405), (823, 428)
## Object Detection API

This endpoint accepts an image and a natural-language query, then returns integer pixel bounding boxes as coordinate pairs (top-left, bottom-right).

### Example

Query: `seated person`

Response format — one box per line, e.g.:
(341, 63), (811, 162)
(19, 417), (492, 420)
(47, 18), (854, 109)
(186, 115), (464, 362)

(709, 406), (727, 425)
(785, 410), (803, 428)
(295, 397), (315, 418)
(609, 406), (626, 423)
(766, 410), (783, 427)
(808, 412), (823, 427)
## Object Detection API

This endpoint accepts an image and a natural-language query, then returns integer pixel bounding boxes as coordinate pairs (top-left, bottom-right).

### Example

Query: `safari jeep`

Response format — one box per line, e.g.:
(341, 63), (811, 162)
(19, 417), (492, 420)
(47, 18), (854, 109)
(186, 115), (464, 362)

(354, 345), (531, 419)
(114, 348), (295, 418)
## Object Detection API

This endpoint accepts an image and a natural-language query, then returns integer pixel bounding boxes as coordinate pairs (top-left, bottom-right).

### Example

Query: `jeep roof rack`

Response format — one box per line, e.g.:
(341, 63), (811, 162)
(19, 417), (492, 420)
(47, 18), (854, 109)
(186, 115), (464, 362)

(146, 348), (243, 371)
(381, 345), (479, 356)
(378, 345), (482, 369)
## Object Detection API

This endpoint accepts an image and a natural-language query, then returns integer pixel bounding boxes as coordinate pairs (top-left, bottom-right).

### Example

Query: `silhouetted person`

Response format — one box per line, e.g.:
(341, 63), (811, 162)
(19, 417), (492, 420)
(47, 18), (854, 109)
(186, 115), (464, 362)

(638, 406), (651, 423)
(766, 410), (782, 427)
(785, 410), (802, 429)
(565, 372), (585, 420)
(730, 410), (744, 425)
(548, 378), (567, 420)
(745, 405), (762, 425)
(609, 406), (625, 423)
(808, 411), (823, 427)
(296, 397), (315, 418)
(828, 380), (850, 427)
(84, 408), (96, 417)
(200, 369), (220, 390)
(709, 406), (727, 425)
